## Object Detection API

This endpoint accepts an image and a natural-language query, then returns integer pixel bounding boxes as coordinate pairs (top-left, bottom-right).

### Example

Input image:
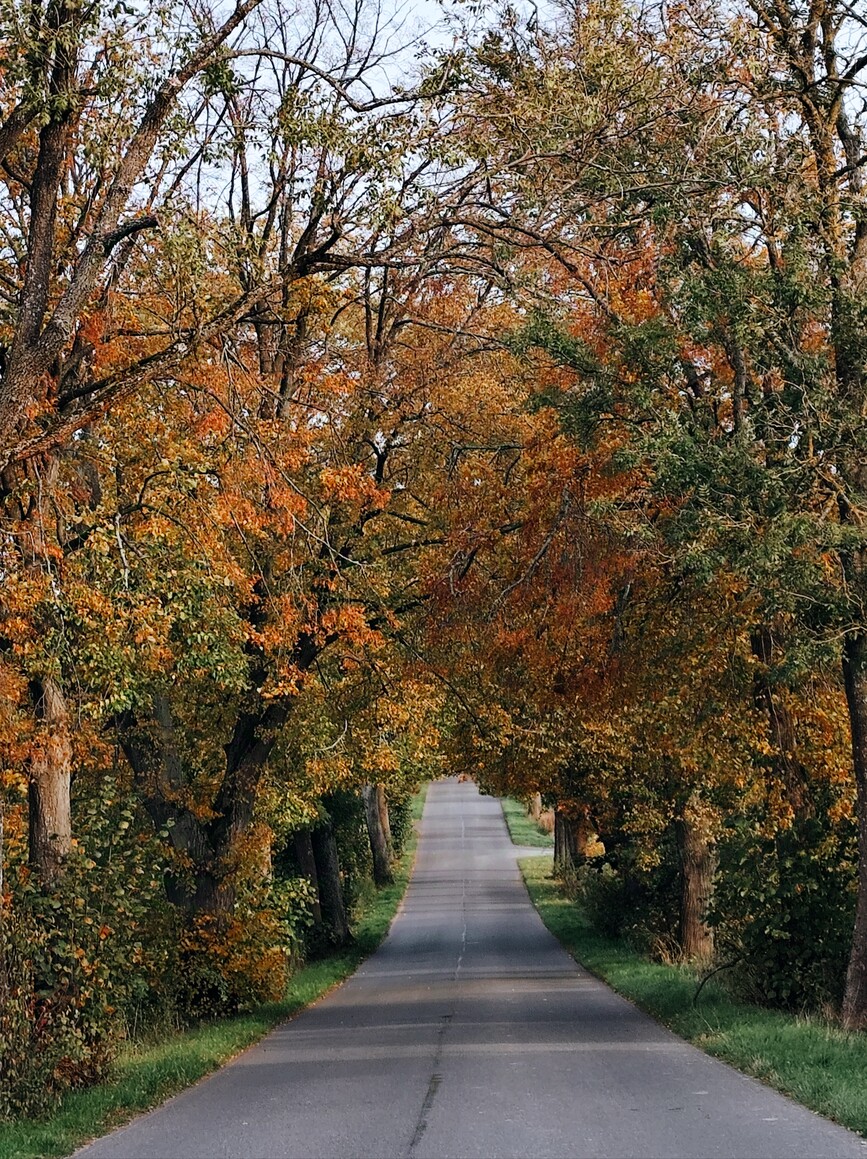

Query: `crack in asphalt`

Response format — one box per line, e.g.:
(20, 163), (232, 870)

(405, 1013), (452, 1156)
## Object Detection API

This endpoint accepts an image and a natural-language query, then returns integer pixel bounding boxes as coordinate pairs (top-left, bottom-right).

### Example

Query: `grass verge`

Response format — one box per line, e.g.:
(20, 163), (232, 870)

(500, 797), (553, 848)
(1, 784), (429, 1159)
(519, 853), (867, 1138)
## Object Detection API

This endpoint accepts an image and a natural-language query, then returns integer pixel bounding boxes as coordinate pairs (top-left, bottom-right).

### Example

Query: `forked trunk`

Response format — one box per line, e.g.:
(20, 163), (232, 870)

(842, 630), (867, 1029)
(363, 783), (393, 886)
(311, 821), (351, 945)
(28, 677), (72, 887)
(676, 794), (716, 963)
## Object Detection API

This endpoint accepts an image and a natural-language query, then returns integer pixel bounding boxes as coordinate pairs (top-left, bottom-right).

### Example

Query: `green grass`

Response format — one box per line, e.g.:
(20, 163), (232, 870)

(500, 796), (554, 848)
(0, 785), (428, 1159)
(520, 853), (867, 1138)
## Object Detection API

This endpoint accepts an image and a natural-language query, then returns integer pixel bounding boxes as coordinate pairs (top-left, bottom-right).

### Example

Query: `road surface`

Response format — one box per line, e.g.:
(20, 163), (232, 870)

(75, 778), (865, 1159)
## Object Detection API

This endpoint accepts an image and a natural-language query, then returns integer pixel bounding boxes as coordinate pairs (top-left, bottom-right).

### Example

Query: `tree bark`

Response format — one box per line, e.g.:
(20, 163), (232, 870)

(842, 630), (867, 1028)
(675, 794), (716, 963)
(28, 677), (73, 887)
(363, 784), (394, 886)
(376, 784), (394, 860)
(529, 792), (543, 821)
(311, 821), (351, 945)
(293, 830), (323, 927)
(554, 805), (591, 871)
(554, 806), (567, 868)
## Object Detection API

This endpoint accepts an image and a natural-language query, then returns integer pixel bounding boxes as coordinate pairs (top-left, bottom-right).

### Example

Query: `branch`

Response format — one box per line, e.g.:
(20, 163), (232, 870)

(0, 99), (38, 167)
(8, 277), (281, 467)
(101, 214), (158, 255)
(0, 0), (264, 460)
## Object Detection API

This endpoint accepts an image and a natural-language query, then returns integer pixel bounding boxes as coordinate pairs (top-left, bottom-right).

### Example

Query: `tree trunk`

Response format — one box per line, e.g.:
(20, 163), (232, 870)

(529, 792), (543, 821)
(554, 805), (591, 871)
(28, 677), (72, 887)
(120, 684), (305, 920)
(293, 830), (323, 927)
(842, 630), (867, 1028)
(554, 806), (567, 868)
(311, 821), (351, 946)
(376, 784), (393, 861)
(363, 784), (393, 886)
(676, 794), (716, 963)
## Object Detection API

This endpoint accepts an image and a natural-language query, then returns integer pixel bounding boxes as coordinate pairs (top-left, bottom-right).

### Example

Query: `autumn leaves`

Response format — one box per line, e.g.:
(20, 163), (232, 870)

(2, 0), (867, 1119)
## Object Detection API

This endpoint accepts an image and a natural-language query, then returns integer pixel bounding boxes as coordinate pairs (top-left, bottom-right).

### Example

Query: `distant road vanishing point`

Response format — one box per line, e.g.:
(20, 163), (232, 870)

(75, 779), (865, 1159)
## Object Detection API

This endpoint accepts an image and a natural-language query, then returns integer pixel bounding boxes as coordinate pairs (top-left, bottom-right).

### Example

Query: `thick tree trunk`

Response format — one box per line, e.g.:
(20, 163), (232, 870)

(676, 794), (716, 963)
(311, 821), (351, 945)
(554, 805), (591, 871)
(293, 830), (323, 927)
(28, 677), (72, 887)
(363, 784), (393, 886)
(121, 683), (305, 919)
(842, 631), (867, 1028)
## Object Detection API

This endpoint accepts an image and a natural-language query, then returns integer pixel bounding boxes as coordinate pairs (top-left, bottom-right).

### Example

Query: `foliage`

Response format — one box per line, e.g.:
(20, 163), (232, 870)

(387, 794), (415, 861)
(3, 0), (867, 1126)
(0, 791), (423, 1158)
(711, 810), (858, 1012)
(1, 774), (173, 1118)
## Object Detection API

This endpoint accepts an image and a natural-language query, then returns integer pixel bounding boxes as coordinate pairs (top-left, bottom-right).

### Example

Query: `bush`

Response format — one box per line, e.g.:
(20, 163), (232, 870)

(564, 829), (681, 958)
(327, 790), (373, 916)
(388, 793), (414, 860)
(0, 800), (173, 1120)
(710, 811), (857, 1012)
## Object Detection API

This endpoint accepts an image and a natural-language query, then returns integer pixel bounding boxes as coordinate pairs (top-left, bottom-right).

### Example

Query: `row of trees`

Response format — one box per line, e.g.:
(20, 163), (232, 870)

(0, 0), (492, 1113)
(429, 0), (867, 1022)
(2, 0), (867, 1120)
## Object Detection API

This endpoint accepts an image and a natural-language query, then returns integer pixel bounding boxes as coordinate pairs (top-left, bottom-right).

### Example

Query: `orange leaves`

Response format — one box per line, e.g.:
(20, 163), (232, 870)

(319, 464), (389, 509)
(194, 408), (231, 440)
(320, 605), (384, 651)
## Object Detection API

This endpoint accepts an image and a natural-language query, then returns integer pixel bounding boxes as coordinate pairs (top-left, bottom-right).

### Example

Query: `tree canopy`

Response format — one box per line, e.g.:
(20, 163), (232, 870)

(2, 0), (867, 1118)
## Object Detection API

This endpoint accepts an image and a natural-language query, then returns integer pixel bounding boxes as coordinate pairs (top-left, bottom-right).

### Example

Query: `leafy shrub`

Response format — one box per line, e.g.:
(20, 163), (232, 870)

(710, 811), (857, 1011)
(388, 793), (414, 860)
(327, 790), (373, 915)
(172, 870), (317, 1021)
(565, 829), (681, 956)
(0, 775), (173, 1119)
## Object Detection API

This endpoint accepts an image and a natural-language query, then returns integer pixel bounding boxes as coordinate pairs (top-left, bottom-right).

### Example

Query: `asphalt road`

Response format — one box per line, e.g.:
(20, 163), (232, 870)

(75, 778), (866, 1159)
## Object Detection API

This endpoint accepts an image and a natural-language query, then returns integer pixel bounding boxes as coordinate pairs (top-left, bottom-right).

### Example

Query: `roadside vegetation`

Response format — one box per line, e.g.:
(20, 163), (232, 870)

(0, 791), (425, 1159)
(520, 854), (867, 1138)
(499, 798), (554, 849)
